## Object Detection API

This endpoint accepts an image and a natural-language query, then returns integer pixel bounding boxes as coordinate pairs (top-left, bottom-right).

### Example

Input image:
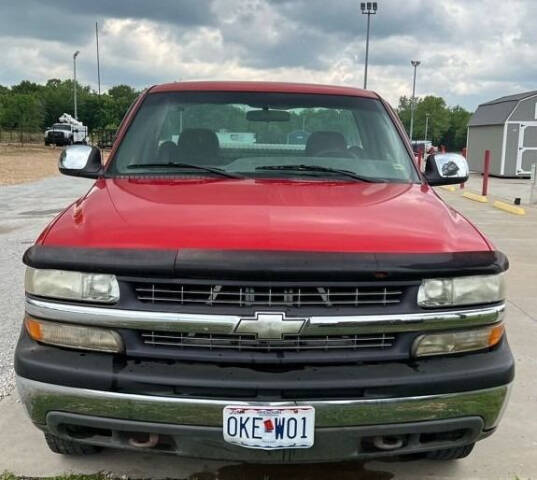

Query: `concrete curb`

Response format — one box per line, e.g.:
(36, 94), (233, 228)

(493, 200), (526, 216)
(462, 191), (488, 203)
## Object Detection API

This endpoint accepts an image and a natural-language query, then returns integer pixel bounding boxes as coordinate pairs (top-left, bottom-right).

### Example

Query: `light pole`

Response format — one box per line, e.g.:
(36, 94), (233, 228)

(73, 50), (80, 119)
(424, 113), (430, 142)
(360, 2), (378, 90)
(96, 23), (101, 95)
(409, 59), (421, 143)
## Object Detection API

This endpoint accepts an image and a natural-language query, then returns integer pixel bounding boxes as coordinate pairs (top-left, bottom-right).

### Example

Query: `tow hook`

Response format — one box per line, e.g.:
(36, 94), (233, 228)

(128, 433), (160, 448)
(372, 435), (405, 451)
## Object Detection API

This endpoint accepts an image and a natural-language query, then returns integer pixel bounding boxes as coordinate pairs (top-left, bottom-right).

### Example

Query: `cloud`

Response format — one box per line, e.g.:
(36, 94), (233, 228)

(1, 0), (536, 110)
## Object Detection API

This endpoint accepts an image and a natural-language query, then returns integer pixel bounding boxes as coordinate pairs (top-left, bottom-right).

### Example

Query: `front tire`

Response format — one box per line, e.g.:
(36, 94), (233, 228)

(44, 432), (101, 455)
(425, 443), (475, 460)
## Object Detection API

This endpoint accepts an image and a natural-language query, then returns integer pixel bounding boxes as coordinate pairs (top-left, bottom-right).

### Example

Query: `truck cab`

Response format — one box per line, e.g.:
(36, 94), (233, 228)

(17, 82), (513, 463)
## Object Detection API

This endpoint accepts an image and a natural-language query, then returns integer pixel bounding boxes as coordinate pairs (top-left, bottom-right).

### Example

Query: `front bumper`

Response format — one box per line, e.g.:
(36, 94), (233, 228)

(45, 136), (69, 145)
(16, 294), (514, 461)
(17, 376), (510, 462)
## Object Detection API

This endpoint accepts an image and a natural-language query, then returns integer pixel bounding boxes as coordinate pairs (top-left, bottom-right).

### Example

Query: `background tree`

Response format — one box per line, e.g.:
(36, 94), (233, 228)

(0, 79), (140, 133)
(397, 95), (471, 150)
(0, 93), (45, 142)
(442, 106), (472, 151)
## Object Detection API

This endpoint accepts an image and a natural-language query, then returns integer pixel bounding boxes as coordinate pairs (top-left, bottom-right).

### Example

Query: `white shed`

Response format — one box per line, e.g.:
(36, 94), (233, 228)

(467, 91), (537, 177)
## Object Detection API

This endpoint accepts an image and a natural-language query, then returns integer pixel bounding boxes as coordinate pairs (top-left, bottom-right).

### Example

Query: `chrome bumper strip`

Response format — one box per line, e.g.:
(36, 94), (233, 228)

(25, 297), (505, 335)
(17, 376), (511, 431)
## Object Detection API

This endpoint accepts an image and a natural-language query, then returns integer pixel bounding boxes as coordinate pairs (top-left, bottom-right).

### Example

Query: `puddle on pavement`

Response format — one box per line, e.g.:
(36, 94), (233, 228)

(18, 208), (63, 216)
(189, 462), (393, 480)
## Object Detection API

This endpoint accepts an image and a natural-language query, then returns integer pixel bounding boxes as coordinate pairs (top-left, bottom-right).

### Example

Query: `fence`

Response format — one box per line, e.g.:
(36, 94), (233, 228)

(0, 128), (117, 148)
(0, 129), (43, 145)
(90, 129), (116, 149)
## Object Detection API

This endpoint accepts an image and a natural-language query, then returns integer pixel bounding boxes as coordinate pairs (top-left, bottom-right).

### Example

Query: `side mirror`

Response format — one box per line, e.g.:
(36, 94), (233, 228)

(59, 145), (103, 179)
(424, 153), (469, 186)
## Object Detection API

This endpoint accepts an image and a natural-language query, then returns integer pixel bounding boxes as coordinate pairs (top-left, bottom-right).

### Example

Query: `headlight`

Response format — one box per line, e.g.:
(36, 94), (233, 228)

(417, 274), (505, 308)
(25, 315), (123, 353)
(413, 323), (505, 357)
(25, 267), (119, 303)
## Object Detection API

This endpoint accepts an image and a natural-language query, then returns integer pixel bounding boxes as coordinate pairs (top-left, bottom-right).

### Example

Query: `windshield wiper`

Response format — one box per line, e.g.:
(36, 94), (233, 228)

(255, 164), (384, 182)
(127, 162), (244, 179)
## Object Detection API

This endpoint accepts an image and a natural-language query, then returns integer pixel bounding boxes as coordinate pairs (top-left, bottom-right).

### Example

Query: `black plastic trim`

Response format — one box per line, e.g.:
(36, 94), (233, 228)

(23, 246), (509, 280)
(44, 412), (484, 461)
(24, 246), (177, 276)
(15, 329), (515, 399)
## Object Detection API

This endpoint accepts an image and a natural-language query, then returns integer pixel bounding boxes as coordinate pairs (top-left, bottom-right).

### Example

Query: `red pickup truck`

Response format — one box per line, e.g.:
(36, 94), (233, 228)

(16, 81), (512, 463)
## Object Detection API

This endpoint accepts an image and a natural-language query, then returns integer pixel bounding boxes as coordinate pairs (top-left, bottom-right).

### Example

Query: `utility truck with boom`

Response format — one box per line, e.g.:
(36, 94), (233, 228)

(44, 113), (88, 146)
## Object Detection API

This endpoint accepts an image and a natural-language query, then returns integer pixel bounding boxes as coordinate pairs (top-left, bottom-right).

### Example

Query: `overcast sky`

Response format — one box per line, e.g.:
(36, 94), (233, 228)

(1, 0), (535, 110)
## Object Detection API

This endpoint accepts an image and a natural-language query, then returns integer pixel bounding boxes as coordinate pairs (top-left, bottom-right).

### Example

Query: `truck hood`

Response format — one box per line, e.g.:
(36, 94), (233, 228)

(42, 177), (490, 253)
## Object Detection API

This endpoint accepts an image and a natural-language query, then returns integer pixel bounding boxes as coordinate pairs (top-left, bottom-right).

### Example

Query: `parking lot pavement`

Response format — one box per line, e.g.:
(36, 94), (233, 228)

(0, 175), (93, 398)
(462, 172), (536, 205)
(0, 178), (536, 478)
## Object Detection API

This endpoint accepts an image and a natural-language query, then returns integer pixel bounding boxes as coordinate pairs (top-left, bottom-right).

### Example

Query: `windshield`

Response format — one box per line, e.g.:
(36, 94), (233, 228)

(108, 91), (418, 183)
(52, 124), (71, 131)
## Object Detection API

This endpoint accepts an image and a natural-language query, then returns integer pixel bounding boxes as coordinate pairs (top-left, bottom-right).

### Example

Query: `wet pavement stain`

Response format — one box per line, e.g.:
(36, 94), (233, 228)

(189, 462), (393, 480)
(18, 208), (63, 216)
(0, 225), (19, 234)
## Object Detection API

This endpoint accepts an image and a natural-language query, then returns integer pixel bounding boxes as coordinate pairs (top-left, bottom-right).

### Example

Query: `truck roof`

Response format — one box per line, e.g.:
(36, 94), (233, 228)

(150, 81), (379, 99)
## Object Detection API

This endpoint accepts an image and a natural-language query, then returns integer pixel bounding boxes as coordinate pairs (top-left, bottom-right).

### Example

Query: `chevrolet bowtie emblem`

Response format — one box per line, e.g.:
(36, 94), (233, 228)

(234, 312), (307, 340)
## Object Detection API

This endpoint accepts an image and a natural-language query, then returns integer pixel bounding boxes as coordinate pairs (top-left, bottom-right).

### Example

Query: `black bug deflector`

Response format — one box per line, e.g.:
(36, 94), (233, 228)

(23, 246), (508, 280)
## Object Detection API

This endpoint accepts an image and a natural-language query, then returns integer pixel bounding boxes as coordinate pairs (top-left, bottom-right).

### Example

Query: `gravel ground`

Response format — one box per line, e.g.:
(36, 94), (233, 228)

(0, 175), (92, 398)
(0, 144), (61, 185)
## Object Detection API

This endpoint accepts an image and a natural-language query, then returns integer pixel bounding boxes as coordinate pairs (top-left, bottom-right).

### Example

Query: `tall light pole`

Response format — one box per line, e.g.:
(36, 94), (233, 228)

(96, 23), (101, 95)
(73, 50), (80, 119)
(409, 59), (421, 143)
(360, 2), (378, 90)
(424, 113), (430, 142)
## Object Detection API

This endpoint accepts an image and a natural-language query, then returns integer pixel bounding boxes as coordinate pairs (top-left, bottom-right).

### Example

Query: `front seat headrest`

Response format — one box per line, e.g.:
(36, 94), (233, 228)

(305, 131), (347, 156)
(177, 128), (220, 161)
(157, 141), (178, 163)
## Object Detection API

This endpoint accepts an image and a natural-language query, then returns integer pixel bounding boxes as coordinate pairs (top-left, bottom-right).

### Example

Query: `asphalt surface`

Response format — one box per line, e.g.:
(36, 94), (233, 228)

(0, 175), (536, 478)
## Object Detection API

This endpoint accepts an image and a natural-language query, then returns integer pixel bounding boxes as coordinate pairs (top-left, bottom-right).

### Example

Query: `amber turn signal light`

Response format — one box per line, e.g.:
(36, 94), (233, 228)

(413, 322), (505, 357)
(24, 315), (123, 353)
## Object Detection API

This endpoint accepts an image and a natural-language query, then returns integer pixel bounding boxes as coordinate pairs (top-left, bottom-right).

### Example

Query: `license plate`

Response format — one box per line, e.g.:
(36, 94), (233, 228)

(223, 406), (315, 450)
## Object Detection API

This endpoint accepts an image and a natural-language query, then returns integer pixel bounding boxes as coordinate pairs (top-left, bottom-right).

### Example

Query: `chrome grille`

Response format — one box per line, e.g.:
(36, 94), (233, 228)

(140, 331), (396, 352)
(134, 283), (404, 308)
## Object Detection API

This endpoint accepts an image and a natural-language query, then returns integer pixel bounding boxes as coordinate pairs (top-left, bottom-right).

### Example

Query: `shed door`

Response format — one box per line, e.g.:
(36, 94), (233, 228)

(515, 122), (537, 175)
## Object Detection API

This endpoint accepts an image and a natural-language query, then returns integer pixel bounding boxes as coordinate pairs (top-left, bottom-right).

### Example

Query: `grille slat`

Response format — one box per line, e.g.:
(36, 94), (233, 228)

(135, 288), (403, 297)
(135, 297), (401, 305)
(140, 332), (396, 352)
(134, 283), (404, 308)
